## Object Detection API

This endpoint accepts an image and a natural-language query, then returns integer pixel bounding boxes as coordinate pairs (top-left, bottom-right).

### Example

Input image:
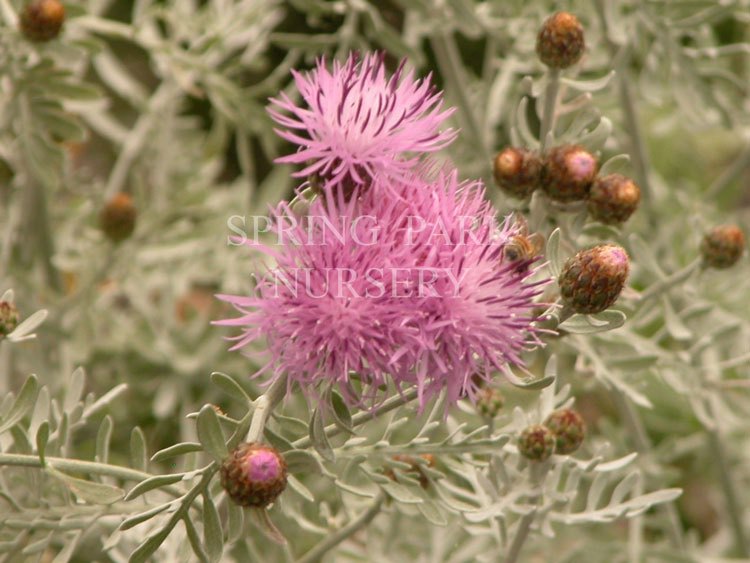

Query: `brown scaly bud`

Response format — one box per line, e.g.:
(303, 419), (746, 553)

(536, 12), (585, 69)
(220, 443), (288, 508)
(100, 193), (136, 243)
(390, 454), (436, 489)
(19, 0), (65, 42)
(588, 174), (641, 225)
(541, 145), (598, 203)
(0, 301), (20, 339)
(475, 387), (505, 419)
(544, 409), (585, 455)
(559, 244), (629, 314)
(700, 225), (745, 269)
(518, 424), (555, 462)
(493, 147), (542, 199)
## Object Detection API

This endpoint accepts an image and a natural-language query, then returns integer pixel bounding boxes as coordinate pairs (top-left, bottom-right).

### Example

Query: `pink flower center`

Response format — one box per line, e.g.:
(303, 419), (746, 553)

(244, 450), (281, 482)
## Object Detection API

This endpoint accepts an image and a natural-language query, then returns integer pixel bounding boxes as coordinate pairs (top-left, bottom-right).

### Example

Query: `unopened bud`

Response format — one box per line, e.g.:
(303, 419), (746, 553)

(476, 387), (505, 419)
(493, 147), (542, 199)
(100, 193), (137, 243)
(541, 145), (598, 203)
(518, 424), (555, 462)
(220, 442), (288, 508)
(700, 225), (745, 269)
(559, 244), (629, 314)
(544, 409), (585, 455)
(536, 12), (585, 69)
(20, 0), (65, 42)
(588, 174), (641, 225)
(0, 301), (20, 339)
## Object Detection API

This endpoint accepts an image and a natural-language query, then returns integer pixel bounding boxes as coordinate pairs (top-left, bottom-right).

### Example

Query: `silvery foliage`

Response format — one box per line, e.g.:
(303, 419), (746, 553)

(1, 0), (749, 561)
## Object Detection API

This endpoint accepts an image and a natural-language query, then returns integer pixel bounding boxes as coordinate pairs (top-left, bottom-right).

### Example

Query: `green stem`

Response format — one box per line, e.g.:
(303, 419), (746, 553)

(0, 454), (157, 483)
(707, 141), (750, 199)
(611, 388), (685, 551)
(505, 463), (547, 563)
(430, 32), (492, 176)
(247, 373), (289, 443)
(637, 258), (701, 304)
(292, 388), (419, 449)
(296, 491), (386, 563)
(706, 430), (749, 557)
(594, 0), (653, 212)
(539, 69), (560, 153)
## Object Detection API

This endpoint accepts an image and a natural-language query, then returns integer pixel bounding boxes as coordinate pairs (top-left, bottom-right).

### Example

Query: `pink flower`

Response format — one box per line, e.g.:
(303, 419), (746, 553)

(268, 52), (456, 191)
(360, 171), (548, 408)
(216, 170), (548, 411)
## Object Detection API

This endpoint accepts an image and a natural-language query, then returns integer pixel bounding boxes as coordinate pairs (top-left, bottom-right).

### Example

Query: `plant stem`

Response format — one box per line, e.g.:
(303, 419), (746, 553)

(539, 69), (560, 153)
(707, 141), (750, 199)
(706, 429), (749, 557)
(296, 491), (386, 563)
(611, 388), (685, 551)
(593, 0), (653, 212)
(505, 463), (546, 563)
(291, 388), (419, 449)
(637, 258), (701, 304)
(430, 32), (492, 177)
(0, 453), (156, 484)
(247, 374), (289, 443)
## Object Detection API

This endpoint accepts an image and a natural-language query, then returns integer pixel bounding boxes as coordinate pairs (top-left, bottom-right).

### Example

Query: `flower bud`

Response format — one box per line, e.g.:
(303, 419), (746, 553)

(100, 193), (136, 243)
(700, 225), (745, 269)
(19, 0), (65, 42)
(220, 442), (288, 508)
(559, 244), (629, 314)
(536, 12), (585, 69)
(588, 174), (641, 225)
(493, 147), (542, 199)
(0, 301), (20, 339)
(544, 409), (585, 455)
(541, 145), (598, 203)
(518, 424), (555, 462)
(475, 387), (505, 419)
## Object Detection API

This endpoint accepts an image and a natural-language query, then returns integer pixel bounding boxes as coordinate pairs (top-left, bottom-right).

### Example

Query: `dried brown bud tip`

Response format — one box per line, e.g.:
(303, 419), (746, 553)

(20, 0), (65, 42)
(536, 12), (585, 69)
(100, 193), (137, 243)
(588, 174), (641, 225)
(700, 225), (745, 269)
(541, 145), (598, 203)
(493, 147), (542, 199)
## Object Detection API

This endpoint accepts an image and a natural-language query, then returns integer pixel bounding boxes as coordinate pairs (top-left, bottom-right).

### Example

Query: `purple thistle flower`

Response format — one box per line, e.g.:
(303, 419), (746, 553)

(216, 170), (548, 411)
(268, 52), (456, 191)
(360, 171), (549, 408)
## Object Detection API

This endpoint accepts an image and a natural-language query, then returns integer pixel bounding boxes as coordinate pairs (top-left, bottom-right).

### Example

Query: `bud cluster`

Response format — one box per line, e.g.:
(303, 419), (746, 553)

(518, 408), (586, 461)
(493, 13), (641, 226)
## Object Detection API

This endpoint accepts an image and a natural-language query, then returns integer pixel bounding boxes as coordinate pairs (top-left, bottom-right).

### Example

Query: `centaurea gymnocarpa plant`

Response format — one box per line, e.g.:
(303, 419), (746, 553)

(1, 2), (750, 562)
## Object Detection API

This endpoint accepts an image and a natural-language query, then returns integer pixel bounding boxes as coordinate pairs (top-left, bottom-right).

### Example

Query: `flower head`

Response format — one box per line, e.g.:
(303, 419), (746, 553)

(216, 170), (547, 412)
(268, 52), (456, 192)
